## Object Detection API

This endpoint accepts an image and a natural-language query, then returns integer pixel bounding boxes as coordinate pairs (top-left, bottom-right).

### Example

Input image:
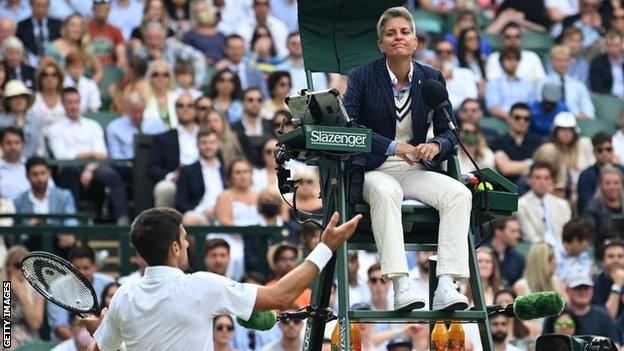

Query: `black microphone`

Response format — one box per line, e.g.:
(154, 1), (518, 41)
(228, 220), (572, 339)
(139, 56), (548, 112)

(420, 79), (456, 131)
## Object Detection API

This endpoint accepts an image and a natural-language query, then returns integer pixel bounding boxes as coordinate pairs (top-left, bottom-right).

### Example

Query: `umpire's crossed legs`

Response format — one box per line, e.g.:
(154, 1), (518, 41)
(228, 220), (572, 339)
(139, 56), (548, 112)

(363, 161), (471, 311)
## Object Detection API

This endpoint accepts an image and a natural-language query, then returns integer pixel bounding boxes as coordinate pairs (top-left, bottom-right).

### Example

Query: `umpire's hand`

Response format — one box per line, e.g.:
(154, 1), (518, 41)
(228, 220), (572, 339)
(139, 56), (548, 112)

(320, 212), (363, 251)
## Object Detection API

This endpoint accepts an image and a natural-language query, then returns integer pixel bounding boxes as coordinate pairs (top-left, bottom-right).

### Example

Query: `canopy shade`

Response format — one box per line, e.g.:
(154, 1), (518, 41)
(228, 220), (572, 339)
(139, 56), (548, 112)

(297, 0), (403, 75)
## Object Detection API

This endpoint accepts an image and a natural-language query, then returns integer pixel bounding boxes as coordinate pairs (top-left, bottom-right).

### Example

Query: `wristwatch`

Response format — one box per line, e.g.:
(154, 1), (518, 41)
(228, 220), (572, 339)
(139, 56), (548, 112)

(611, 284), (623, 295)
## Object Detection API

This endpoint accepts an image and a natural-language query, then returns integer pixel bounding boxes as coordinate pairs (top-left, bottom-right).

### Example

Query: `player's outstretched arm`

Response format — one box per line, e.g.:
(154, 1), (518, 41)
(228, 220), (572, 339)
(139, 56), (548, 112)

(254, 212), (362, 311)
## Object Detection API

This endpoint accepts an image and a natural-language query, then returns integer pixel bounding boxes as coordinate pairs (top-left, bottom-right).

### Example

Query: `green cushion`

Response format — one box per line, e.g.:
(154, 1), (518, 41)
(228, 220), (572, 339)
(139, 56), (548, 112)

(411, 9), (447, 34)
(98, 65), (124, 111)
(479, 117), (508, 136)
(15, 341), (58, 351)
(592, 94), (624, 124)
(84, 111), (120, 130)
(578, 119), (618, 137)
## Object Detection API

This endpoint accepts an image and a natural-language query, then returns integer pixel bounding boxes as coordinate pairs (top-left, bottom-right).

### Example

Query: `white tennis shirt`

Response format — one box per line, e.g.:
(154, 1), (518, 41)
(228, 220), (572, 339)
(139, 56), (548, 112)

(94, 266), (258, 351)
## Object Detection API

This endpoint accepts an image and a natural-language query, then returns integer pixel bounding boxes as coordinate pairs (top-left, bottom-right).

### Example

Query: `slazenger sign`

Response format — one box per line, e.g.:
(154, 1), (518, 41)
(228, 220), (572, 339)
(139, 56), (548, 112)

(305, 126), (371, 152)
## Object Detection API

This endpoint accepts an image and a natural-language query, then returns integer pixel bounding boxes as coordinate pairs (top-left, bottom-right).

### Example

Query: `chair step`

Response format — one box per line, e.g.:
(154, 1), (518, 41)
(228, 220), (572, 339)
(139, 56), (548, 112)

(347, 310), (488, 323)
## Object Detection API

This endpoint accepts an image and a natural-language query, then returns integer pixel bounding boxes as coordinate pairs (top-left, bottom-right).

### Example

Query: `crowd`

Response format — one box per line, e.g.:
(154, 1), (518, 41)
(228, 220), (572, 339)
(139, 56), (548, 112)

(2, 0), (624, 350)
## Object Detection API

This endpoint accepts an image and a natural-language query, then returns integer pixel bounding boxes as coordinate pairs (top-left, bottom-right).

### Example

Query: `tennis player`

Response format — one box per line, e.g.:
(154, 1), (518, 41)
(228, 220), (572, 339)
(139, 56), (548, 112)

(81, 207), (361, 351)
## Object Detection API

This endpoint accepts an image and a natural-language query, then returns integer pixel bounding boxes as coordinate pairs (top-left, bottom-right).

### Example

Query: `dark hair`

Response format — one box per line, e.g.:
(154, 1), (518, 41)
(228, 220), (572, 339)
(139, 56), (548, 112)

(367, 262), (382, 276)
(459, 98), (479, 110)
(501, 22), (522, 36)
(561, 26), (583, 41)
(174, 61), (194, 76)
(204, 238), (230, 257)
(100, 282), (121, 309)
(226, 157), (251, 181)
(529, 161), (554, 177)
(599, 239), (624, 261)
(591, 132), (612, 148)
(226, 34), (245, 44)
(242, 87), (263, 100)
(209, 69), (242, 101)
(25, 156), (49, 173)
(197, 127), (218, 142)
(128, 56), (148, 79)
(273, 109), (293, 124)
(543, 307), (582, 334)
(457, 27), (486, 79)
(510, 102), (530, 114)
(61, 86), (80, 100)
(130, 208), (183, 266)
(499, 46), (521, 61)
(562, 218), (591, 243)
(493, 216), (518, 231)
(251, 25), (277, 57)
(68, 245), (96, 264)
(273, 245), (298, 265)
(0, 126), (24, 143)
(267, 71), (291, 98)
(287, 31), (300, 41)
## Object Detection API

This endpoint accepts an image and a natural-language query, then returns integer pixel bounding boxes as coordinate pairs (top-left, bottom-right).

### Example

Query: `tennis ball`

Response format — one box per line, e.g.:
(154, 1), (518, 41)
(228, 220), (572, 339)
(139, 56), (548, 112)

(476, 182), (493, 191)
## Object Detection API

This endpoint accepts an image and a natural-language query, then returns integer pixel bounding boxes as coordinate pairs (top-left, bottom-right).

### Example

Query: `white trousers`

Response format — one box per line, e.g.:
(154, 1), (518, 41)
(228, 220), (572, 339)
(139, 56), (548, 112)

(362, 161), (472, 278)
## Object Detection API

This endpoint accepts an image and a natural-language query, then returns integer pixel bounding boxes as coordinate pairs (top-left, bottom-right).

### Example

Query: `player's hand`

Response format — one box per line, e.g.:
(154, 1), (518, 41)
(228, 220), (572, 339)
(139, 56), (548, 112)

(320, 212), (362, 251)
(414, 142), (440, 161)
(80, 307), (108, 336)
(395, 143), (418, 165)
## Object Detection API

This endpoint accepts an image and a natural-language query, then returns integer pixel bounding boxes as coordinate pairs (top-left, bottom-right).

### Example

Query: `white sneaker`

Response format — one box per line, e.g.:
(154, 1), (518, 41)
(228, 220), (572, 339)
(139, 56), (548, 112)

(393, 280), (426, 311)
(432, 283), (469, 311)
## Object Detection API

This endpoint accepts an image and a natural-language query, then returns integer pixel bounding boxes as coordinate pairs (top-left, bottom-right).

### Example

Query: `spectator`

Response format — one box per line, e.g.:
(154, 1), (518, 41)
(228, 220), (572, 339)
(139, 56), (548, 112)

(0, 17), (17, 46)
(30, 60), (65, 131)
(409, 251), (435, 310)
(484, 22), (546, 85)
(487, 1), (550, 34)
(100, 282), (120, 309)
(252, 137), (278, 192)
(457, 27), (487, 82)
(173, 61), (202, 100)
(260, 304), (303, 351)
(565, 270), (619, 341)
(213, 315), (237, 351)
(285, 169), (323, 221)
(367, 262), (390, 311)
(203, 238), (230, 276)
(592, 239), (624, 320)
(543, 307), (582, 335)
(457, 122), (494, 173)
(546, 0), (579, 25)
(584, 165), (624, 243)
(264, 242), (310, 308)
(87, 0), (127, 69)
(485, 46), (535, 122)
(557, 219), (593, 284)
(144, 60), (178, 128)
(182, 0), (225, 66)
(517, 162), (572, 245)
(492, 103), (542, 185)
(147, 92), (199, 207)
(0, 246), (44, 348)
(47, 245), (114, 341)
(611, 7), (624, 36)
(269, 0), (297, 34)
(347, 251), (372, 306)
(194, 94), (213, 120)
(49, 314), (94, 351)
(215, 35), (269, 98)
(562, 0), (605, 50)
(298, 222), (321, 255)
(16, 0), (61, 58)
(552, 26), (590, 86)
(413, 30), (435, 66)
(235, 0), (288, 59)
(514, 243), (566, 298)
(528, 82), (569, 137)
(106, 92), (165, 159)
(200, 108), (243, 167)
(177, 129), (226, 224)
(542, 45), (595, 120)
(0, 80), (44, 157)
(0, 127), (29, 200)
(261, 71), (291, 119)
(590, 31), (624, 97)
(163, 0), (190, 33)
(107, 0), (143, 41)
(578, 132), (624, 214)
(249, 25), (282, 71)
(433, 39), (479, 107)
(487, 216), (525, 286)
(109, 56), (150, 114)
(231, 87), (273, 167)
(209, 68), (244, 123)
(256, 183), (284, 227)
(3, 36), (36, 89)
(0, 0), (31, 22)
(63, 51), (102, 113)
(129, 0), (174, 44)
(276, 32), (328, 94)
(465, 247), (502, 305)
(271, 109), (296, 138)
(49, 87), (129, 224)
(457, 98), (496, 143)
(493, 289), (533, 346)
(132, 21), (206, 86)
(490, 314), (523, 351)
(444, 9), (492, 56)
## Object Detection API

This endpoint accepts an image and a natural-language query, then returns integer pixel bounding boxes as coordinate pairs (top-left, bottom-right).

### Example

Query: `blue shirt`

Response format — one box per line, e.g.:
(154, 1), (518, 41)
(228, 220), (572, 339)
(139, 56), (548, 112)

(106, 115), (165, 159)
(540, 74), (595, 119)
(546, 56), (590, 88)
(528, 101), (569, 137)
(485, 76), (535, 113)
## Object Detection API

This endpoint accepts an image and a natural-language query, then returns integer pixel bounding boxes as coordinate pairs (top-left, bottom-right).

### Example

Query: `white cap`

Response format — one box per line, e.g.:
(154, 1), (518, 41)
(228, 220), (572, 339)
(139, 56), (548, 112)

(552, 111), (580, 133)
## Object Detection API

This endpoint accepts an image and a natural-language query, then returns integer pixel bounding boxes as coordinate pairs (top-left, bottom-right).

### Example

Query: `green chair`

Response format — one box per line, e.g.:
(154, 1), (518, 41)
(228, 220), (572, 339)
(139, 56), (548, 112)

(578, 119), (618, 137)
(483, 33), (501, 52)
(15, 341), (57, 351)
(411, 9), (447, 34)
(84, 111), (120, 130)
(98, 65), (124, 111)
(592, 94), (624, 124)
(522, 31), (554, 59)
(479, 117), (508, 136)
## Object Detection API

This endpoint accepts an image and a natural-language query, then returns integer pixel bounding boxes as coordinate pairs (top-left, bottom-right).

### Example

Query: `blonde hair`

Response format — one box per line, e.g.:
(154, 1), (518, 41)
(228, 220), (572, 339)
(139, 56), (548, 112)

(61, 14), (92, 56)
(0, 246), (34, 305)
(202, 108), (242, 166)
(146, 60), (175, 92)
(550, 45), (571, 57)
(524, 243), (556, 293)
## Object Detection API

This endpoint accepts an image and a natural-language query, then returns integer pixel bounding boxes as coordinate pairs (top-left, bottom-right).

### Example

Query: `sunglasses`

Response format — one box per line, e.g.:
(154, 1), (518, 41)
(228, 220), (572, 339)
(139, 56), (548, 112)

(151, 72), (170, 78)
(175, 103), (194, 109)
(245, 97), (263, 103)
(513, 115), (531, 122)
(597, 146), (614, 153)
(214, 324), (234, 332)
(280, 319), (302, 326)
(368, 277), (387, 285)
(554, 320), (575, 329)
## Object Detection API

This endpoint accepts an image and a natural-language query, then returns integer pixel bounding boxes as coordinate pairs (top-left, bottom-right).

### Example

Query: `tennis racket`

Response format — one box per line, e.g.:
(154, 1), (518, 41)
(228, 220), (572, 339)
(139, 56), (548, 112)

(21, 251), (100, 317)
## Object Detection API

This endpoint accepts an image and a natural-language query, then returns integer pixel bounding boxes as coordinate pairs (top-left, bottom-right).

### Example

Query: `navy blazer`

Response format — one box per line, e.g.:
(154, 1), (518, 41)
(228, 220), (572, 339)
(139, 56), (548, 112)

(175, 159), (227, 213)
(590, 54), (624, 94)
(16, 17), (62, 56)
(147, 129), (180, 183)
(343, 58), (458, 171)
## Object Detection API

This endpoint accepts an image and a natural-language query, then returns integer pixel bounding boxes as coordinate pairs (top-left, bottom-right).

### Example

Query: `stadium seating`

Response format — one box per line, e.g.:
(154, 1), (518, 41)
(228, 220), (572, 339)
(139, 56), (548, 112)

(98, 65), (125, 111)
(592, 93), (624, 124)
(14, 341), (58, 351)
(84, 111), (120, 130)
(479, 116), (508, 136)
(578, 119), (619, 137)
(411, 9), (447, 34)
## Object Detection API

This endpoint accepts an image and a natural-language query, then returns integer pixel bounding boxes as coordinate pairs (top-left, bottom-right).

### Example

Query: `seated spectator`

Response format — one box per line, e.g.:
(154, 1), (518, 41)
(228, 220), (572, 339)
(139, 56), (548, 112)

(261, 71), (291, 120)
(546, 26), (590, 86)
(492, 103), (543, 185)
(584, 165), (624, 243)
(557, 219), (593, 284)
(562, 0), (605, 51)
(231, 88), (273, 167)
(457, 98), (497, 143)
(485, 46), (535, 121)
(456, 27), (488, 84)
(485, 22), (546, 85)
(100, 282), (120, 309)
(493, 289), (534, 345)
(592, 240), (624, 320)
(444, 9), (492, 56)
(106, 92), (165, 160)
(195, 95), (213, 120)
(109, 56), (150, 114)
(16, 0), (61, 59)
(148, 92), (199, 207)
(213, 315), (237, 351)
(3, 36), (35, 89)
(0, 18), (17, 47)
(200, 108), (243, 167)
(164, 0), (190, 33)
(489, 314), (523, 351)
(298, 222), (321, 255)
(286, 169), (323, 221)
(465, 247), (502, 306)
(542, 45), (595, 120)
(0, 127), (30, 200)
(433, 39), (480, 107)
(367, 262), (391, 312)
(413, 30), (435, 66)
(0, 0), (31, 23)
(265, 242), (310, 308)
(590, 31), (624, 97)
(271, 109), (295, 138)
(249, 25), (283, 72)
(487, 216), (525, 287)
(0, 246), (44, 348)
(47, 245), (114, 341)
(234, 0), (288, 58)
(517, 162), (572, 245)
(182, 1), (225, 66)
(31, 60), (66, 132)
(144, 60), (178, 129)
(49, 314), (94, 351)
(178, 129), (226, 225)
(457, 122), (495, 173)
(107, 0), (143, 41)
(203, 238), (230, 276)
(129, 0), (174, 45)
(252, 137), (278, 192)
(87, 0), (127, 69)
(49, 87), (129, 224)
(528, 82), (569, 137)
(173, 61), (202, 100)
(565, 270), (619, 341)
(611, 7), (624, 36)
(214, 34), (269, 99)
(209, 68), (244, 123)
(486, 1), (550, 34)
(63, 51), (102, 113)
(257, 186), (286, 227)
(542, 307), (582, 336)
(578, 132), (624, 214)
(0, 80), (44, 157)
(276, 32), (328, 94)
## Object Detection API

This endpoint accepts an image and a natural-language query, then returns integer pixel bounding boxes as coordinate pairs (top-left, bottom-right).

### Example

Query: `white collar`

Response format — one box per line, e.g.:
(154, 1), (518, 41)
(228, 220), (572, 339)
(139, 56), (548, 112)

(200, 157), (220, 169)
(385, 60), (413, 86)
(176, 124), (198, 136)
(28, 188), (49, 203)
(144, 265), (185, 278)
